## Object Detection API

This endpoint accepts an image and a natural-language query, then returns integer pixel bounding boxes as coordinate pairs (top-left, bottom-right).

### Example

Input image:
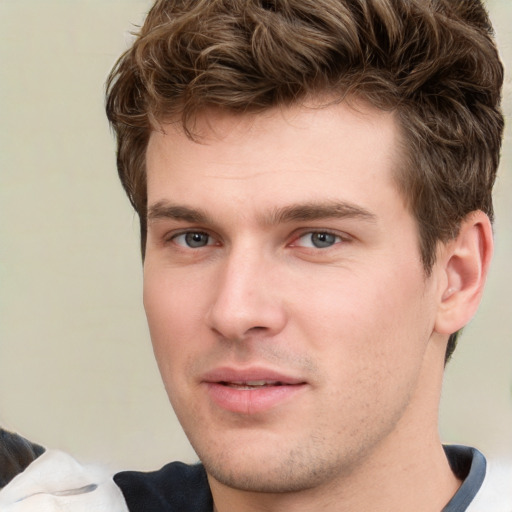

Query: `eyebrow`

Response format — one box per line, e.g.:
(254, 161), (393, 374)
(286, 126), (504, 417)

(147, 202), (211, 224)
(266, 201), (377, 225)
(147, 200), (377, 226)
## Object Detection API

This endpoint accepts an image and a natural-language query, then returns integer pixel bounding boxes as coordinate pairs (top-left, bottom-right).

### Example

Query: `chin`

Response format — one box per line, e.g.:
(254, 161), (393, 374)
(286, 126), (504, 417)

(195, 437), (347, 494)
(205, 461), (325, 494)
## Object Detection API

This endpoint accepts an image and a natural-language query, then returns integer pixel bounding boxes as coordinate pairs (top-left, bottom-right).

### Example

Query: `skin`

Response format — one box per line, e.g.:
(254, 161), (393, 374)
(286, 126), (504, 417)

(143, 100), (492, 511)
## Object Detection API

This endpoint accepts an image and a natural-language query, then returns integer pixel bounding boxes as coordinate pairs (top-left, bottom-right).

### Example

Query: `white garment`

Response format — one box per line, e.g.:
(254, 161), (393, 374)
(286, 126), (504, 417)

(0, 450), (128, 511)
(467, 459), (512, 512)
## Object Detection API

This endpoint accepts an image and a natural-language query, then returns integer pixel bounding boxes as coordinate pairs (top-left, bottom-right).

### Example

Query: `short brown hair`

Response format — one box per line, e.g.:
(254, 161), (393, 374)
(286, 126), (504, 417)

(106, 0), (504, 360)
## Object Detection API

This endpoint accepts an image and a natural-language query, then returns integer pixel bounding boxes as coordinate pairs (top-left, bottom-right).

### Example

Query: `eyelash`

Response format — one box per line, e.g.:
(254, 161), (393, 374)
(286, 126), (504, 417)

(166, 228), (349, 251)
(289, 230), (348, 249)
(168, 231), (216, 249)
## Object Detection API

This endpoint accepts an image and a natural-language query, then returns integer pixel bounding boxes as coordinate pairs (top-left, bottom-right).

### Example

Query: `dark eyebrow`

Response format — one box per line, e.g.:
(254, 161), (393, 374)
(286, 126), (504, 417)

(265, 201), (377, 225)
(147, 200), (377, 226)
(147, 202), (211, 224)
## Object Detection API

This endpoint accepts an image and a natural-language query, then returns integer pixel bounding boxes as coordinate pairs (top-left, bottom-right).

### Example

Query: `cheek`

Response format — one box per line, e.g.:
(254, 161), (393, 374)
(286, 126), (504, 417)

(298, 276), (432, 433)
(143, 267), (209, 379)
(293, 262), (433, 374)
(144, 262), (209, 330)
(143, 269), (213, 428)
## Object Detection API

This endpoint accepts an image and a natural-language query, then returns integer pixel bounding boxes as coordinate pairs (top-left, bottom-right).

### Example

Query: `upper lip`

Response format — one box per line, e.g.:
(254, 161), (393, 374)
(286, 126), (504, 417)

(201, 366), (306, 385)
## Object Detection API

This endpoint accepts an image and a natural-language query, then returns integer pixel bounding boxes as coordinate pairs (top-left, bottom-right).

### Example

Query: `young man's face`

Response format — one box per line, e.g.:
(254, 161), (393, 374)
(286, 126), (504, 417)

(143, 101), (445, 493)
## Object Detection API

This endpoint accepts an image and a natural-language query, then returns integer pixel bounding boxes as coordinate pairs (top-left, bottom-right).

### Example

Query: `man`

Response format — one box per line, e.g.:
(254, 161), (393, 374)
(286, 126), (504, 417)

(104, 0), (509, 510)
(0, 0), (507, 510)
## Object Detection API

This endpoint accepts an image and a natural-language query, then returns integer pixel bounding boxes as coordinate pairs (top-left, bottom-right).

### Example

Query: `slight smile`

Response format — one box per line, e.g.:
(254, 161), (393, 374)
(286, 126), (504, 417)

(201, 367), (308, 415)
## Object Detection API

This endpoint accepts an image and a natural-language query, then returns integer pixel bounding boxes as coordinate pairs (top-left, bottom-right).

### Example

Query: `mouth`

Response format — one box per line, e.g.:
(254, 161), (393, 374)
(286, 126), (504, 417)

(219, 380), (288, 390)
(202, 368), (307, 414)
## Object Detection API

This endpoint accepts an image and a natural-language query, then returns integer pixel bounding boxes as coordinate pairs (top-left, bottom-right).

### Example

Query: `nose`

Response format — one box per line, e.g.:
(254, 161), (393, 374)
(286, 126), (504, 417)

(205, 248), (287, 342)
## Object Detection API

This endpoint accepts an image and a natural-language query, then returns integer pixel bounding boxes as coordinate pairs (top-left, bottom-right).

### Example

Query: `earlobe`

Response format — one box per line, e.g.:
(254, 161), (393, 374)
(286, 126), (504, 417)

(434, 211), (493, 335)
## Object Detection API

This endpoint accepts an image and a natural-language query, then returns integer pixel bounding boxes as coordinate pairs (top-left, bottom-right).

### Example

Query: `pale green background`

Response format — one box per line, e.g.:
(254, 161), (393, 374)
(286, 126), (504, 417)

(1, 1), (511, 471)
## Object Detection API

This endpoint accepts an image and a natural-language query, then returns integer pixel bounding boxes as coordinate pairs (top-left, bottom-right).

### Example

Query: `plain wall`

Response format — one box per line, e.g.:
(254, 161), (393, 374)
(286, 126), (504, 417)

(1, 0), (511, 471)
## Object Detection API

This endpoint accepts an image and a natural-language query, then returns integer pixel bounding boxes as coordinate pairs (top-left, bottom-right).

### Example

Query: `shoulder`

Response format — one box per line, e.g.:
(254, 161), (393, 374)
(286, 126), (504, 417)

(467, 459), (512, 512)
(0, 449), (128, 512)
(0, 428), (44, 489)
(443, 446), (512, 512)
(114, 461), (212, 512)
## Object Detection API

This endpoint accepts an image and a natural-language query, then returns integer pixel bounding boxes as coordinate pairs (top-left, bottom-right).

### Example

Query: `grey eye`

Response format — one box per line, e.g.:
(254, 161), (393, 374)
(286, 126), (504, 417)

(184, 232), (210, 248)
(172, 232), (212, 248)
(310, 232), (337, 248)
(294, 231), (342, 249)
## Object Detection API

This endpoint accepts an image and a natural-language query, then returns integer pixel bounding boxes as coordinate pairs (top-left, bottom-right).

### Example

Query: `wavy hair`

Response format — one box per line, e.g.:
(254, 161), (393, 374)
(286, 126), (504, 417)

(106, 0), (504, 360)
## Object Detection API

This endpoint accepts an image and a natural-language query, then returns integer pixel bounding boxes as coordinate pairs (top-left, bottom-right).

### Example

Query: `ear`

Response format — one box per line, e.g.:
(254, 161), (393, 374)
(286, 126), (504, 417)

(434, 211), (493, 335)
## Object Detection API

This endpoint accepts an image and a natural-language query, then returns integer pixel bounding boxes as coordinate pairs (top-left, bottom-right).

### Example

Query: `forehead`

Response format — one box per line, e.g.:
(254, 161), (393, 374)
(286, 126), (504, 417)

(146, 100), (406, 219)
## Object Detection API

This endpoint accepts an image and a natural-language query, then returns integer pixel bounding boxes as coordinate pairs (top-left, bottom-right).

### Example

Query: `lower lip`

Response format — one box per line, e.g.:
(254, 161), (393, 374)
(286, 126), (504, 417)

(204, 382), (306, 414)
